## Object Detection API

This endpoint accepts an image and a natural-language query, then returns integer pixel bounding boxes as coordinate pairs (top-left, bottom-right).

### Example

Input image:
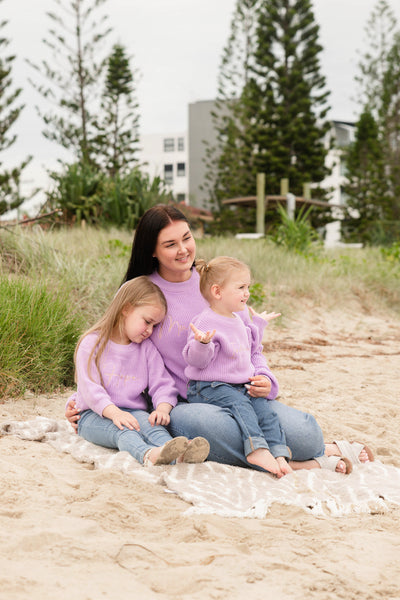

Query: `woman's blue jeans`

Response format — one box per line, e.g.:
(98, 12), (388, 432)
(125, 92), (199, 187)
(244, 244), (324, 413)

(78, 408), (173, 464)
(187, 380), (290, 460)
(168, 397), (325, 469)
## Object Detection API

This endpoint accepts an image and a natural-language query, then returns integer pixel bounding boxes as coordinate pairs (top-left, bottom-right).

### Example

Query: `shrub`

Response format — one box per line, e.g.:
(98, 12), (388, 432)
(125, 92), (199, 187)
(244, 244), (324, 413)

(0, 276), (84, 397)
(272, 204), (322, 254)
(46, 162), (172, 228)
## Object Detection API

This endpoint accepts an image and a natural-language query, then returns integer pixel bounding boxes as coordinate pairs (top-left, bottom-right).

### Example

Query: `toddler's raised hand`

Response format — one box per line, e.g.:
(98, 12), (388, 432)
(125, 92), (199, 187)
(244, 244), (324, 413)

(190, 322), (216, 344)
(248, 306), (281, 323)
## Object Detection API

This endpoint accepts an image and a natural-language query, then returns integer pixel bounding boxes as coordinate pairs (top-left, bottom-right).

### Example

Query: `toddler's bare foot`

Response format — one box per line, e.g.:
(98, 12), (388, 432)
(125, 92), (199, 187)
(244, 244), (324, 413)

(276, 456), (293, 475)
(247, 448), (282, 477)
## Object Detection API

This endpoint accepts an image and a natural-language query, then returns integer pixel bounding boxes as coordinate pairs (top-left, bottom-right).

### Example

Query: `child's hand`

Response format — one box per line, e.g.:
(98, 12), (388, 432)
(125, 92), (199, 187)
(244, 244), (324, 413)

(103, 405), (140, 431)
(248, 306), (281, 323)
(65, 399), (80, 433)
(190, 322), (216, 344)
(148, 409), (171, 426)
(245, 375), (272, 397)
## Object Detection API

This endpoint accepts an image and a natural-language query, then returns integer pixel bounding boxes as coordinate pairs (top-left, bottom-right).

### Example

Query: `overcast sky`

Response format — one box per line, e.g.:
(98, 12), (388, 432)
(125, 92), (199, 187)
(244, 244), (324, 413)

(2, 0), (400, 211)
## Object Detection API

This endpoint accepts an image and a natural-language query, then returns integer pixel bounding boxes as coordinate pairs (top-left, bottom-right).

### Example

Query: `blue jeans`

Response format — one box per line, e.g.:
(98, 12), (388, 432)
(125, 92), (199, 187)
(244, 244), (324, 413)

(78, 408), (173, 464)
(187, 380), (290, 460)
(168, 398), (325, 469)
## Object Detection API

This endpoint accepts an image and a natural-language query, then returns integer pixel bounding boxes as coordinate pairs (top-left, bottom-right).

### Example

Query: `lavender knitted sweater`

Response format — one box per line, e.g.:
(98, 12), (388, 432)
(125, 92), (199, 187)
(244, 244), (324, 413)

(183, 307), (278, 398)
(71, 333), (179, 416)
(149, 270), (278, 399)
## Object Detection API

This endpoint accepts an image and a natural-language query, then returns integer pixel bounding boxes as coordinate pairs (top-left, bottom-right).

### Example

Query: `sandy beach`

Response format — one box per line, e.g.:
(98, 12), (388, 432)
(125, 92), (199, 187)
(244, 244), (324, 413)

(1, 302), (400, 600)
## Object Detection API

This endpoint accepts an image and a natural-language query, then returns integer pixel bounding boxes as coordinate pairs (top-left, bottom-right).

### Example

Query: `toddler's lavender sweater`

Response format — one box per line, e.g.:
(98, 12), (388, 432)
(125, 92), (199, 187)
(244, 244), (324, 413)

(149, 269), (278, 399)
(183, 307), (278, 399)
(70, 333), (179, 417)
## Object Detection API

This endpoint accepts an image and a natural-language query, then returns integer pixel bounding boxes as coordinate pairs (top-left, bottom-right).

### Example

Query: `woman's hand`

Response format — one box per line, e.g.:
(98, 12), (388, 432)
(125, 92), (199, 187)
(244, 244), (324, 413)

(245, 375), (272, 398)
(248, 306), (281, 323)
(190, 322), (216, 344)
(66, 399), (80, 433)
(102, 405), (140, 431)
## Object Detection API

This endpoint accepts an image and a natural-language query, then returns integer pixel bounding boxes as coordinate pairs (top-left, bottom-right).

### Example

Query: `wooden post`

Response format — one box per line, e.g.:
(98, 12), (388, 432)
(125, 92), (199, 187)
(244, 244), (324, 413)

(280, 178), (289, 196)
(303, 182), (311, 200)
(256, 173), (265, 235)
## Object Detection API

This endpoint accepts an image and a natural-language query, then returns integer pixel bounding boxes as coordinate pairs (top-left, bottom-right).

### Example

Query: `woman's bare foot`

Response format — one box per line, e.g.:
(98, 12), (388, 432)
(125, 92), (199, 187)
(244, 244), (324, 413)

(247, 448), (283, 477)
(276, 456), (293, 475)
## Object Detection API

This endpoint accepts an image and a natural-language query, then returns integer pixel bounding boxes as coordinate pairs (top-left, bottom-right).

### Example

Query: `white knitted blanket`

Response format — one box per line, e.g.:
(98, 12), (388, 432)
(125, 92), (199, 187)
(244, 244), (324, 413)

(2, 416), (400, 519)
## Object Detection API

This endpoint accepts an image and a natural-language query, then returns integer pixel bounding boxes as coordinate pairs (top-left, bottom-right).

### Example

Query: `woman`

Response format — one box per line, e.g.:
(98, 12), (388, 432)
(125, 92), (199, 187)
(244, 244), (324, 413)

(67, 205), (373, 472)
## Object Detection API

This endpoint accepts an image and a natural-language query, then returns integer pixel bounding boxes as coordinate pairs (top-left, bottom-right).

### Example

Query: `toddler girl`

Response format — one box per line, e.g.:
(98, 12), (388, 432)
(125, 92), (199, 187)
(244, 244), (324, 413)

(183, 257), (291, 477)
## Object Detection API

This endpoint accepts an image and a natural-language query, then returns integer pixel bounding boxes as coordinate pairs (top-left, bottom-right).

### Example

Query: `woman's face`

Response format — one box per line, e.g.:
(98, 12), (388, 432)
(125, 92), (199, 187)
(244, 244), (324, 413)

(153, 220), (196, 282)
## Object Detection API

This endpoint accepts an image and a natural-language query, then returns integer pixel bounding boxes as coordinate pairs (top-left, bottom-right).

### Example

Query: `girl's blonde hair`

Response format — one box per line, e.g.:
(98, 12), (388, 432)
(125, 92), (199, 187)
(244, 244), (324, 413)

(75, 276), (167, 384)
(196, 256), (250, 303)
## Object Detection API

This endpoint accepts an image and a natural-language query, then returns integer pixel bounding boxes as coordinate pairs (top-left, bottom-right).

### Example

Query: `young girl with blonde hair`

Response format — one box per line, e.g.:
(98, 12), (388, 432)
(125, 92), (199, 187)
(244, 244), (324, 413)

(69, 276), (209, 466)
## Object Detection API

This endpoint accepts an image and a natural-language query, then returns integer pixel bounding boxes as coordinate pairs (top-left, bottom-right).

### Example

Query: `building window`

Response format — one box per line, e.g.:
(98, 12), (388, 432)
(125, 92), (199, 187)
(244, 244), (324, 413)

(177, 162), (186, 177)
(177, 137), (184, 151)
(164, 164), (173, 185)
(177, 193), (186, 203)
(163, 138), (175, 152)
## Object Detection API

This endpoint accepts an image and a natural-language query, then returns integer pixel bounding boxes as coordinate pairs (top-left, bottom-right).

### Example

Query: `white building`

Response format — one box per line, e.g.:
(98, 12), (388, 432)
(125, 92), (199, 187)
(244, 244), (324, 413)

(137, 103), (355, 246)
(321, 121), (355, 247)
(138, 132), (188, 204)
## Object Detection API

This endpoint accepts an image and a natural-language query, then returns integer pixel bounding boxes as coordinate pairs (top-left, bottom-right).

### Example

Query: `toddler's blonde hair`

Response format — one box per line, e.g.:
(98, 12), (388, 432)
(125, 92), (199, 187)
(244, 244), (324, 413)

(196, 256), (250, 303)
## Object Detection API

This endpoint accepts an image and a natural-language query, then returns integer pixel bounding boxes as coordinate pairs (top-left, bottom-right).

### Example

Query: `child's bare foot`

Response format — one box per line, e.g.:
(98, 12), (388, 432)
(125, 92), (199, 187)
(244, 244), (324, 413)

(247, 448), (282, 477)
(276, 456), (293, 475)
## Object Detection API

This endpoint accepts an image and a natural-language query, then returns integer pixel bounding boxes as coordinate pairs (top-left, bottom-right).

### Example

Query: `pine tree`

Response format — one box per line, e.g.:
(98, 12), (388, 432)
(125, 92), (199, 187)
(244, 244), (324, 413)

(343, 109), (389, 242)
(208, 0), (331, 212)
(356, 0), (397, 114)
(249, 0), (331, 195)
(27, 0), (112, 165)
(0, 7), (31, 216)
(94, 43), (140, 177)
(380, 31), (400, 224)
(348, 0), (400, 243)
(203, 0), (259, 207)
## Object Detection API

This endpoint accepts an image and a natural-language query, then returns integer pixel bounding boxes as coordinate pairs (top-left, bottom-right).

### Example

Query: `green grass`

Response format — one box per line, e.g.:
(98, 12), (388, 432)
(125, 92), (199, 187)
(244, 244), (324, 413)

(196, 237), (400, 318)
(0, 276), (84, 397)
(0, 225), (399, 397)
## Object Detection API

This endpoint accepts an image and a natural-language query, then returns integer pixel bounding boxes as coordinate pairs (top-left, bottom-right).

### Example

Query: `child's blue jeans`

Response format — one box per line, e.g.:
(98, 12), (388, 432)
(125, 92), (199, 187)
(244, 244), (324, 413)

(78, 408), (173, 464)
(187, 380), (290, 460)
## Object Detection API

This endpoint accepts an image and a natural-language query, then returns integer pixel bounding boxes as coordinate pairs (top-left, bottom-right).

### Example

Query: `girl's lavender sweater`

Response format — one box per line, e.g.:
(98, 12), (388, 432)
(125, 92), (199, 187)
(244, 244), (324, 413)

(70, 333), (179, 417)
(149, 269), (278, 399)
(183, 307), (278, 399)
